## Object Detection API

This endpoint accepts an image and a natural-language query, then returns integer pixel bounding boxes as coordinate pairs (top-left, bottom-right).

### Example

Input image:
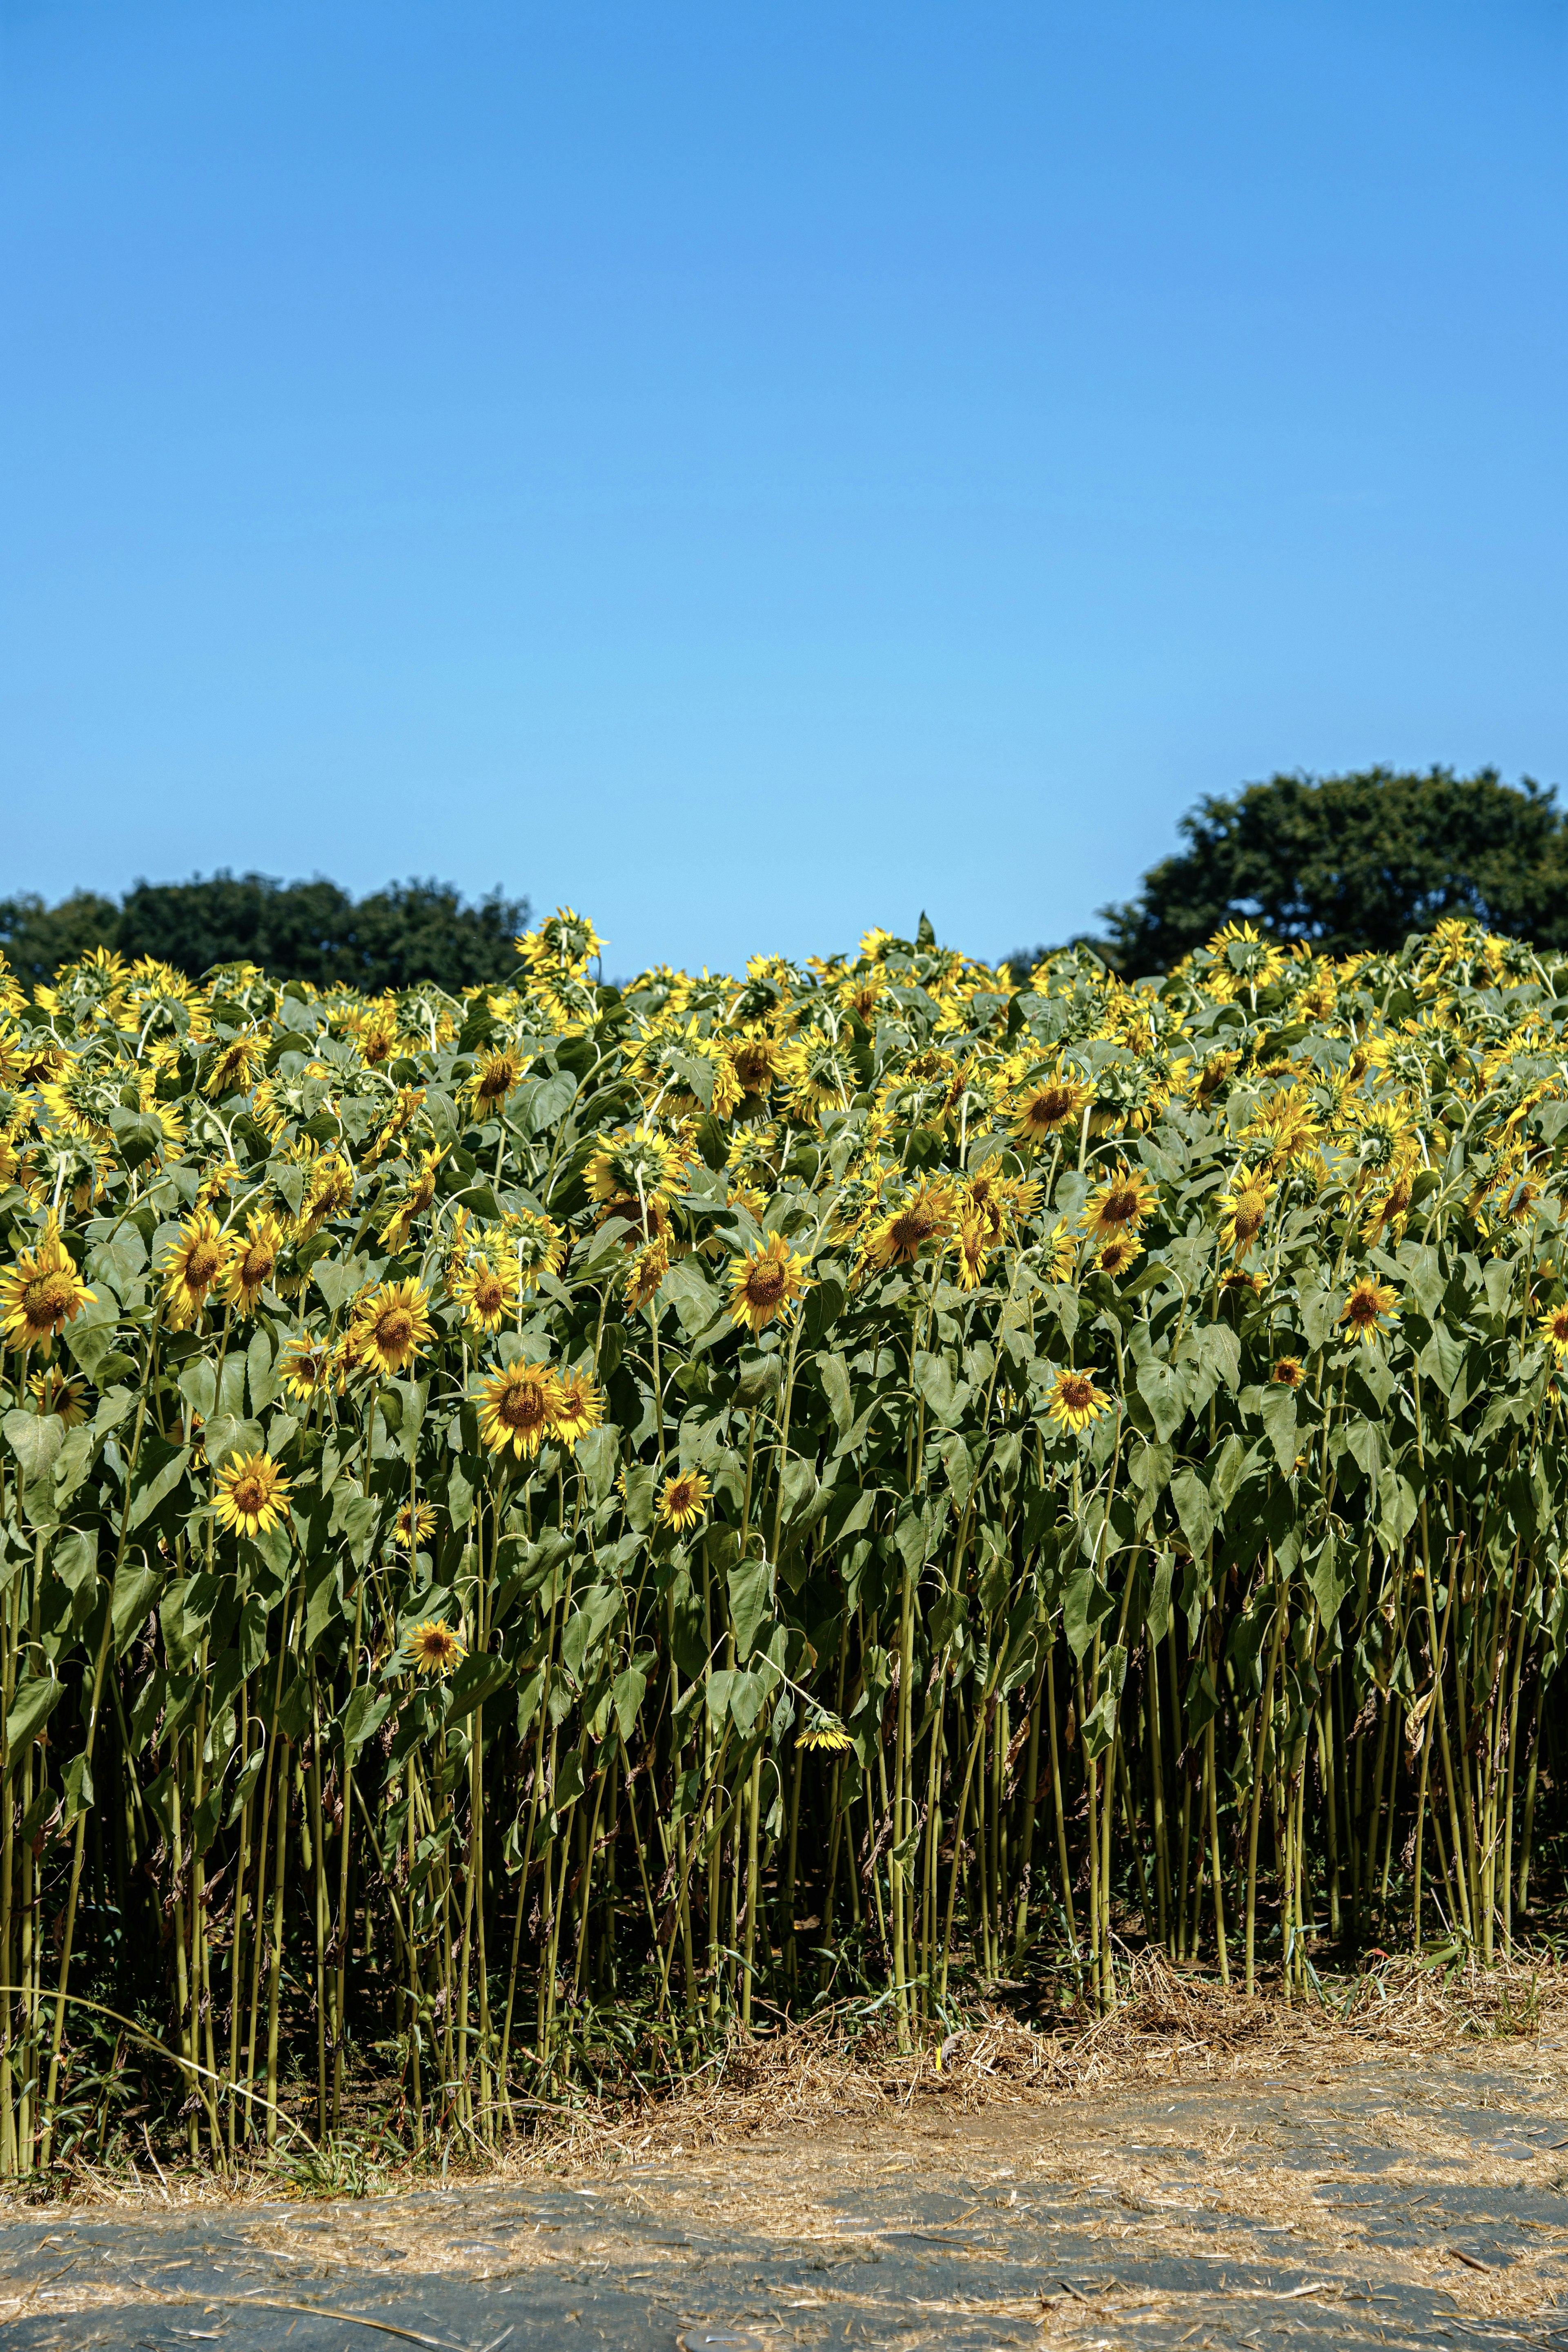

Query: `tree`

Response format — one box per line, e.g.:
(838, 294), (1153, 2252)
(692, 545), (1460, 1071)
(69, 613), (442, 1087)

(1096, 766), (1568, 976)
(0, 872), (530, 992)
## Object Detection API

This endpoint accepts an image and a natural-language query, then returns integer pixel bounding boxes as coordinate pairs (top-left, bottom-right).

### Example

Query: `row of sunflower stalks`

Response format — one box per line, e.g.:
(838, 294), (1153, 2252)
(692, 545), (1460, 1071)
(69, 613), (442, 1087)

(1, 906), (1567, 2172)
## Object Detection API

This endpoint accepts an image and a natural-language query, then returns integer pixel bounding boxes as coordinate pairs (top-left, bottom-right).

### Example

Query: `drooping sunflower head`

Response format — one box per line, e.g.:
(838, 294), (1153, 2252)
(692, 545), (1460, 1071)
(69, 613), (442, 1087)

(29, 1366), (87, 1426)
(587, 1125), (686, 1212)
(302, 1149), (356, 1234)
(797, 1713), (854, 1754)
(1217, 1174), (1272, 1262)
(462, 1049), (523, 1120)
(954, 1214), (989, 1292)
(657, 1468), (711, 1531)
(477, 1359), (563, 1459)
(1340, 1278), (1399, 1346)
(550, 1368), (605, 1447)
(214, 1449), (292, 1540)
(1083, 1161), (1155, 1245)
(378, 1152), (441, 1251)
(349, 1279), (434, 1378)
(223, 1214), (284, 1315)
(1047, 1366), (1113, 1434)
(859, 1180), (958, 1276)
(728, 1231), (810, 1331)
(406, 1618), (465, 1677)
(159, 1210), (225, 1330)
(0, 1218), (94, 1357)
(786, 1040), (857, 1123)
(728, 1031), (788, 1098)
(510, 1209), (566, 1292)
(1538, 1306), (1568, 1360)
(623, 1233), (671, 1312)
(204, 1030), (267, 1100)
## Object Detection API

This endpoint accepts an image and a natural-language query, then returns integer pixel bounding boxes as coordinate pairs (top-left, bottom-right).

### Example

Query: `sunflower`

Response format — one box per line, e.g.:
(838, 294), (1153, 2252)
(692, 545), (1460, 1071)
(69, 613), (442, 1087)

(406, 1619), (465, 1677)
(859, 1180), (957, 1274)
(301, 1149), (356, 1234)
(727, 1031), (789, 1098)
(786, 1040), (857, 1123)
(657, 1468), (711, 1530)
(0, 1218), (94, 1356)
(348, 1280), (434, 1378)
(1046, 1367), (1113, 1433)
(550, 1368), (605, 1446)
(728, 1231), (810, 1331)
(1271, 1355), (1305, 1386)
(222, 1214), (284, 1315)
(510, 1209), (566, 1292)
(394, 1499), (437, 1550)
(29, 1367), (87, 1426)
(279, 1335), (343, 1402)
(587, 1125), (686, 1218)
(1537, 1305), (1568, 1360)
(450, 1250), (521, 1335)
(159, 1211), (225, 1330)
(379, 1152), (441, 1251)
(1216, 1174), (1271, 1261)
(1082, 1162), (1155, 1245)
(954, 1214), (989, 1291)
(797, 1713), (854, 1753)
(204, 1030), (267, 1099)
(214, 1449), (292, 1539)
(1340, 1278), (1399, 1346)
(461, 1049), (523, 1121)
(1011, 1064), (1093, 1145)
(478, 1359), (562, 1459)
(624, 1234), (670, 1312)
(1094, 1233), (1143, 1281)
(1044, 1222), (1078, 1283)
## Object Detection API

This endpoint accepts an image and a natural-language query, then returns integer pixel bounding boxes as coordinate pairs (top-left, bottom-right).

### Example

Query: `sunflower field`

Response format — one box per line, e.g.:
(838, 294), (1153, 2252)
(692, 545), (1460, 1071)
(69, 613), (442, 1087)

(1, 906), (1566, 2176)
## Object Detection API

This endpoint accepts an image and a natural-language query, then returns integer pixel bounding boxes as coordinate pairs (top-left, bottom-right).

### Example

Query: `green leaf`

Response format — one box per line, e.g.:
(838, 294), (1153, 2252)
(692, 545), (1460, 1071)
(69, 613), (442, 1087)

(1136, 1359), (1188, 1445)
(340, 1684), (392, 1757)
(612, 1662), (647, 1742)
(1259, 1383), (1298, 1474)
(127, 1441), (193, 1531)
(4, 1409), (64, 1486)
(1169, 1465), (1214, 1559)
(727, 1552), (774, 1661)
(4, 1673), (63, 1770)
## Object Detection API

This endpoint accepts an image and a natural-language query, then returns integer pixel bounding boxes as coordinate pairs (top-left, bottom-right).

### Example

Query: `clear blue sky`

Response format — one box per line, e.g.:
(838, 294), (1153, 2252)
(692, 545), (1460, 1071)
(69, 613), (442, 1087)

(3, 1), (1564, 976)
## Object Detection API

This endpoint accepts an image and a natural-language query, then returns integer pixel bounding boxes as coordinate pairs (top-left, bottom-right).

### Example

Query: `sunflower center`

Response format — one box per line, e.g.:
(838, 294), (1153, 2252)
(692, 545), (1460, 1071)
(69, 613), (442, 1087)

(24, 1270), (76, 1323)
(241, 1244), (274, 1285)
(1233, 1193), (1267, 1242)
(185, 1240), (222, 1288)
(733, 1046), (772, 1090)
(744, 1263), (787, 1306)
(233, 1474), (265, 1515)
(1032, 1086), (1073, 1124)
(1059, 1374), (1095, 1411)
(499, 1380), (548, 1432)
(473, 1271), (507, 1314)
(1100, 1185), (1140, 1229)
(376, 1309), (414, 1355)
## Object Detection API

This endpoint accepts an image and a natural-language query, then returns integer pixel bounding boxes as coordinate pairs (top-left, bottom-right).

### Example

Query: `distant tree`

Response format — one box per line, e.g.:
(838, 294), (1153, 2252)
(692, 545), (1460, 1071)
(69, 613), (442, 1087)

(0, 872), (530, 992)
(1095, 766), (1568, 976)
(0, 891), (122, 987)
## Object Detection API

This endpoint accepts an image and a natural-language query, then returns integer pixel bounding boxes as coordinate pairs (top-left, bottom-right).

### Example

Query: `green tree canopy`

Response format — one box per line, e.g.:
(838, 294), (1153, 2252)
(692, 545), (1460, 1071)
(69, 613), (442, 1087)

(0, 872), (530, 992)
(1095, 766), (1568, 976)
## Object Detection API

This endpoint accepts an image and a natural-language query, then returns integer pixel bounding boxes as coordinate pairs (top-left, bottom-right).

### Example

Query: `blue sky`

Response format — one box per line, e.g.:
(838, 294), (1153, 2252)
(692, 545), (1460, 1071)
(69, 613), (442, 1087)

(2, 0), (1564, 975)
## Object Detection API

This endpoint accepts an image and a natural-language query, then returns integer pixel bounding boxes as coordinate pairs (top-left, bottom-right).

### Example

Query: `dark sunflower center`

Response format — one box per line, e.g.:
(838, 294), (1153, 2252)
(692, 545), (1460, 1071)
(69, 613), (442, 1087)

(474, 1271), (506, 1312)
(241, 1245), (274, 1285)
(185, 1241), (222, 1287)
(1060, 1375), (1094, 1410)
(376, 1310), (414, 1354)
(746, 1263), (787, 1305)
(501, 1382), (547, 1431)
(1100, 1186), (1140, 1229)
(234, 1475), (265, 1515)
(24, 1270), (76, 1323)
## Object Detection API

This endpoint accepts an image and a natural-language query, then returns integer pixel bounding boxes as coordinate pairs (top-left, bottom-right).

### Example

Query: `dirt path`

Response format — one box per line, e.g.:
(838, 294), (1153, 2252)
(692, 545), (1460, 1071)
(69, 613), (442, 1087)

(4, 2042), (1567, 2349)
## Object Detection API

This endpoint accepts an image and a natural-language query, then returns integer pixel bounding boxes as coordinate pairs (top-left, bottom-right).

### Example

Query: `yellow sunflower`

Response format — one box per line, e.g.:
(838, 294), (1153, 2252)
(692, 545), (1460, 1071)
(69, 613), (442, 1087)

(394, 1499), (437, 1550)
(477, 1359), (563, 1459)
(348, 1279), (434, 1378)
(450, 1249), (521, 1335)
(279, 1335), (343, 1402)
(1340, 1278), (1399, 1346)
(657, 1468), (711, 1530)
(222, 1214), (284, 1316)
(406, 1619), (465, 1676)
(510, 1209), (566, 1292)
(0, 1218), (94, 1356)
(1094, 1233), (1143, 1281)
(1010, 1064), (1094, 1145)
(797, 1714), (854, 1753)
(728, 1231), (810, 1330)
(1537, 1305), (1568, 1360)
(1082, 1162), (1155, 1246)
(379, 1151), (441, 1251)
(461, 1049), (523, 1121)
(953, 1214), (989, 1291)
(1046, 1366), (1113, 1433)
(301, 1149), (356, 1234)
(550, 1368), (604, 1447)
(204, 1030), (267, 1099)
(214, 1450), (292, 1539)
(29, 1367), (87, 1426)
(858, 1180), (957, 1274)
(1216, 1174), (1272, 1262)
(1271, 1355), (1305, 1386)
(159, 1211), (225, 1331)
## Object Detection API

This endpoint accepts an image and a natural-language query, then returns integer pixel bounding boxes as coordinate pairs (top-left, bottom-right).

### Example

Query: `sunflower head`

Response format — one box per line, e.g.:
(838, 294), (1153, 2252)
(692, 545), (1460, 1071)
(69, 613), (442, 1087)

(1271, 1355), (1305, 1387)
(550, 1368), (604, 1447)
(394, 1499), (438, 1551)
(223, 1214), (284, 1315)
(1094, 1233), (1143, 1281)
(728, 1231), (810, 1330)
(280, 1336), (343, 1402)
(797, 1713), (854, 1754)
(159, 1210), (225, 1330)
(859, 1180), (957, 1276)
(1340, 1278), (1399, 1345)
(29, 1367), (87, 1426)
(954, 1214), (989, 1291)
(450, 1248), (521, 1335)
(657, 1468), (711, 1531)
(407, 1619), (465, 1677)
(214, 1450), (292, 1540)
(1047, 1366), (1113, 1434)
(1217, 1175), (1272, 1261)
(477, 1359), (563, 1459)
(1083, 1162), (1155, 1245)
(349, 1279), (434, 1378)
(0, 1217), (94, 1357)
(1538, 1306), (1568, 1359)
(1010, 1065), (1093, 1144)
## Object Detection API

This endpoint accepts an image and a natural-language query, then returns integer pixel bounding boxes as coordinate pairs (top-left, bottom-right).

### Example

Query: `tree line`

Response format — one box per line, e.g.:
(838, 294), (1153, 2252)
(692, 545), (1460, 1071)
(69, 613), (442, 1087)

(1010, 764), (1568, 978)
(0, 873), (530, 993)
